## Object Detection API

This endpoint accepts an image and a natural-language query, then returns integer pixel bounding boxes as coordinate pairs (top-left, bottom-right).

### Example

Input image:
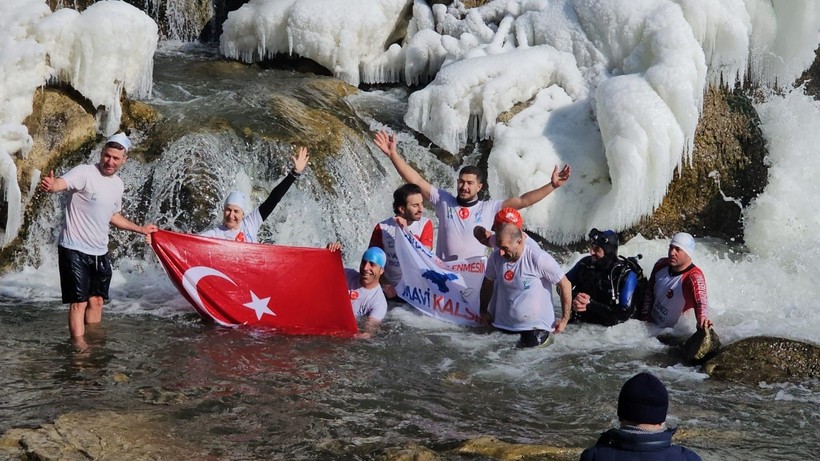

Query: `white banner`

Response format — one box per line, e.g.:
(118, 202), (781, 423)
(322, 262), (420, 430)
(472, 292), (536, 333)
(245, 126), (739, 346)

(394, 228), (486, 326)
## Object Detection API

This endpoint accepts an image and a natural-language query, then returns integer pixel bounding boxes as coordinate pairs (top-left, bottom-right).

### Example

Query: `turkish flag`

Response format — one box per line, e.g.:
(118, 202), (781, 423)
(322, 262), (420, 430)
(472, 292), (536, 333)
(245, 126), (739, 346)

(150, 230), (358, 336)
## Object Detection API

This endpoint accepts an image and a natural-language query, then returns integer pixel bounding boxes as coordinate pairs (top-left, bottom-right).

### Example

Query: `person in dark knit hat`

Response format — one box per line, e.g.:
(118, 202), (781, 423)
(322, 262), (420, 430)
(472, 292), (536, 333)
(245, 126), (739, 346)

(580, 372), (702, 461)
(567, 228), (642, 326)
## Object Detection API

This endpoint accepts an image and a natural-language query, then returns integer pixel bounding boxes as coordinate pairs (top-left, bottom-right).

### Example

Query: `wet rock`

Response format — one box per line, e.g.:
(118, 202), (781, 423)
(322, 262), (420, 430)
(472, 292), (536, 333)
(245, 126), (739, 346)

(703, 336), (820, 384)
(683, 327), (721, 365)
(21, 88), (97, 193)
(0, 410), (203, 460)
(456, 435), (580, 461)
(380, 443), (440, 461)
(628, 86), (768, 242)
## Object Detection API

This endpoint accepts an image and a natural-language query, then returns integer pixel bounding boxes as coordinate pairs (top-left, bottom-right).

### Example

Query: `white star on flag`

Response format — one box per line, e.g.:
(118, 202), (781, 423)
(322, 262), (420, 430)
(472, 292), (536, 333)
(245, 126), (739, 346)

(243, 291), (275, 320)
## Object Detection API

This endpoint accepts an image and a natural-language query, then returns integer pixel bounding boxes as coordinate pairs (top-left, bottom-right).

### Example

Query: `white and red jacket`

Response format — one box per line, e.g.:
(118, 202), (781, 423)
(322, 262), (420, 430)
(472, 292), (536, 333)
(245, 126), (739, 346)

(368, 217), (433, 285)
(641, 258), (709, 328)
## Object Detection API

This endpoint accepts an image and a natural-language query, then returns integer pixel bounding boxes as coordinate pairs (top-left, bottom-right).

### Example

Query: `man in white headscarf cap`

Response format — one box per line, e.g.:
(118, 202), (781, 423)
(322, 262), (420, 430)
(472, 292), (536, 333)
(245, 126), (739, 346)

(639, 232), (713, 330)
(200, 147), (309, 242)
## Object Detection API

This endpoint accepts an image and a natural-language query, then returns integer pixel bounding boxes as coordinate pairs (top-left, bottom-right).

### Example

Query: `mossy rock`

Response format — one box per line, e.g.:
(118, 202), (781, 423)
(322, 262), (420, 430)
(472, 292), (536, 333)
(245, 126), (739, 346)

(628, 86), (768, 242)
(703, 336), (820, 385)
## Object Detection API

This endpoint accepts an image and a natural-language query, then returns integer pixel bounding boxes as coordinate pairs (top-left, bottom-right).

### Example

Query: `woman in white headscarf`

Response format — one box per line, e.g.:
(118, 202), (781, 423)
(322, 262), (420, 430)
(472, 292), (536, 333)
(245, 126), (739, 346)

(200, 147), (309, 242)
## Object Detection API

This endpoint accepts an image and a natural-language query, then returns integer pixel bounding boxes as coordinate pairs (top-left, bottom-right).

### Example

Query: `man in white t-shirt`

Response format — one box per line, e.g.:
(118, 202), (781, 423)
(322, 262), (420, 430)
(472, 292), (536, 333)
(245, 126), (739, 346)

(479, 223), (572, 347)
(327, 243), (388, 339)
(374, 130), (570, 261)
(199, 146), (309, 242)
(368, 183), (433, 298)
(39, 133), (157, 344)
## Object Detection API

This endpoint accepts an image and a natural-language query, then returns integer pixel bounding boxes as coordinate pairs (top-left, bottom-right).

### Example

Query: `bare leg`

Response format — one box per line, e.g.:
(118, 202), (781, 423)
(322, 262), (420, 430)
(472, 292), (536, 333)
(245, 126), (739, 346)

(85, 296), (104, 325)
(69, 301), (89, 338)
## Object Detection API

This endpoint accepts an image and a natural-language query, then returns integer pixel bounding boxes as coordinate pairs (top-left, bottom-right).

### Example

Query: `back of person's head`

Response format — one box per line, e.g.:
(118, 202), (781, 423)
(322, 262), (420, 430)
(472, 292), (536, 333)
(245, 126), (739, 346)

(458, 165), (484, 184)
(617, 372), (669, 425)
(588, 228), (619, 257)
(393, 183), (423, 214)
(493, 207), (523, 231)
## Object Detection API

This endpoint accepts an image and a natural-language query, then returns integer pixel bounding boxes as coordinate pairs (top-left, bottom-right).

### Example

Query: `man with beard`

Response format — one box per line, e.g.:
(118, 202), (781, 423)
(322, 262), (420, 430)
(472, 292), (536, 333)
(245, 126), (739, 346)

(368, 183), (433, 298)
(374, 131), (570, 261)
(567, 229), (642, 326)
(327, 244), (388, 339)
(479, 223), (572, 347)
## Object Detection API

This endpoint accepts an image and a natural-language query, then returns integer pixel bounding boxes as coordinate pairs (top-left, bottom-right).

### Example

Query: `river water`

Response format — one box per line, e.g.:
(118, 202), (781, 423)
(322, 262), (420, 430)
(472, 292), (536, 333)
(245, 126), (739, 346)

(0, 45), (818, 460)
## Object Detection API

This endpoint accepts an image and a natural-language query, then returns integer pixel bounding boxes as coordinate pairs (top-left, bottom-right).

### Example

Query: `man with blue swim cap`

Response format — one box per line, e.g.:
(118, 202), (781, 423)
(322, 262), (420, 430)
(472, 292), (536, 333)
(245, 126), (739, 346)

(327, 243), (388, 339)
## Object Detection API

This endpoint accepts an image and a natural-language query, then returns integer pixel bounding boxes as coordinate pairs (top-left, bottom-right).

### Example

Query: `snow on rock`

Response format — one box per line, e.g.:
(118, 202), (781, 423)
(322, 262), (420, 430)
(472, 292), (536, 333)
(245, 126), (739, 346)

(35, 1), (158, 135)
(0, 0), (157, 246)
(220, 0), (409, 86)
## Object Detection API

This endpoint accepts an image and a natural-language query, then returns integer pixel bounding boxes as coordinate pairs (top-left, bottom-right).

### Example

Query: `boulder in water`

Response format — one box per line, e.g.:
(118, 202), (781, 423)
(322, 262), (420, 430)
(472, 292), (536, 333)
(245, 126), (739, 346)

(703, 336), (820, 384)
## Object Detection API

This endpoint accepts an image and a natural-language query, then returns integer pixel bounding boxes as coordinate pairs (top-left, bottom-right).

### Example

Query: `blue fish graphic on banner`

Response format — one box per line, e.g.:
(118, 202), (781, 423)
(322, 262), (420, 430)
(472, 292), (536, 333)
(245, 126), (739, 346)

(393, 228), (486, 326)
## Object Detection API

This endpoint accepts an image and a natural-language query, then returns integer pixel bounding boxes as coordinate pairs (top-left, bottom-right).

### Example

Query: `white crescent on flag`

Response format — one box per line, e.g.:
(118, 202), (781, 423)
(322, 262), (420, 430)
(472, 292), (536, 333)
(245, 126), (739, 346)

(182, 266), (238, 326)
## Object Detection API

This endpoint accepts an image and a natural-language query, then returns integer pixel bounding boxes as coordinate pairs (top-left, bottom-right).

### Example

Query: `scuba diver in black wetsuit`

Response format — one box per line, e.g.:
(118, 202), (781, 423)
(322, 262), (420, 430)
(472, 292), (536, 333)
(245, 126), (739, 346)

(567, 228), (644, 326)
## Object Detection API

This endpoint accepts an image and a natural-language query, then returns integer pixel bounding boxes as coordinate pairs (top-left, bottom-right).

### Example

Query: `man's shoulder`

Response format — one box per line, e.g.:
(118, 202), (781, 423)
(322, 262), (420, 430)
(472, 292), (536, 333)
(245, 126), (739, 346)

(651, 257), (670, 274)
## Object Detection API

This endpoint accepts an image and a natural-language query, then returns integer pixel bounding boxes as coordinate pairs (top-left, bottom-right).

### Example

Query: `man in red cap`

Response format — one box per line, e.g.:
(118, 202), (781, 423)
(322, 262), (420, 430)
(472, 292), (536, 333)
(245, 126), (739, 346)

(473, 207), (540, 251)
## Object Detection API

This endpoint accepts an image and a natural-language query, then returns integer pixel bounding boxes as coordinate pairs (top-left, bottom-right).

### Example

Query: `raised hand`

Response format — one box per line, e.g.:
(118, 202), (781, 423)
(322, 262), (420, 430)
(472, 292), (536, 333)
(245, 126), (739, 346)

(292, 146), (309, 174)
(374, 131), (398, 157)
(550, 164), (571, 188)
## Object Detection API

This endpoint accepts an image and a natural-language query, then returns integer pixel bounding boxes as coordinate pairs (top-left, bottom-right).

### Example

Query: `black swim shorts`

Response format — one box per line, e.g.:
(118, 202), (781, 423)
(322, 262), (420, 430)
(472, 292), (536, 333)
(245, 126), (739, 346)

(57, 246), (112, 303)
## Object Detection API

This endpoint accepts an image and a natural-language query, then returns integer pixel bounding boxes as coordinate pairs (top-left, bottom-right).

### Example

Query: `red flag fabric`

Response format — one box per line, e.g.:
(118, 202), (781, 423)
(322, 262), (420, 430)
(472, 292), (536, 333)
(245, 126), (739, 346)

(150, 230), (358, 336)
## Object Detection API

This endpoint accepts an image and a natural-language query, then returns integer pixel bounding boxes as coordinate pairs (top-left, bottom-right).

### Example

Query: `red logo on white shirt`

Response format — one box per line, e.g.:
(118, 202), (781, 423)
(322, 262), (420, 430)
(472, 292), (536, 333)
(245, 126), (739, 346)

(457, 207), (470, 220)
(350, 291), (359, 300)
(503, 270), (514, 281)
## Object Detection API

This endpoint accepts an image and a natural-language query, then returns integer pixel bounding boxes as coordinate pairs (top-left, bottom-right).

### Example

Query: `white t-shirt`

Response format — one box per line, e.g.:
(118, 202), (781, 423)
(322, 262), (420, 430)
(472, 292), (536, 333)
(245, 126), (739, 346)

(58, 164), (124, 256)
(485, 244), (564, 332)
(199, 209), (264, 242)
(429, 186), (502, 261)
(369, 217), (433, 285)
(345, 269), (388, 321)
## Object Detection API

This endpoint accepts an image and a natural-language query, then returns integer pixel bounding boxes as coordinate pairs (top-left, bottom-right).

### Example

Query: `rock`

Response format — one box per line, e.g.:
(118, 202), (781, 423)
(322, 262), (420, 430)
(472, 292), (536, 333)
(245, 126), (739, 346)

(703, 336), (820, 384)
(456, 435), (580, 461)
(21, 88), (97, 193)
(0, 410), (204, 460)
(628, 86), (768, 242)
(683, 327), (721, 365)
(380, 443), (441, 461)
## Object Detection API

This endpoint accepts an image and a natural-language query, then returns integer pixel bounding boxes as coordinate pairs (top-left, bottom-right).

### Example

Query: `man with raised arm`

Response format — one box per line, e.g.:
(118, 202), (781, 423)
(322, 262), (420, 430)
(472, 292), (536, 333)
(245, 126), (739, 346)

(39, 133), (158, 343)
(374, 131), (570, 261)
(479, 223), (572, 348)
(639, 232), (713, 331)
(368, 183), (434, 298)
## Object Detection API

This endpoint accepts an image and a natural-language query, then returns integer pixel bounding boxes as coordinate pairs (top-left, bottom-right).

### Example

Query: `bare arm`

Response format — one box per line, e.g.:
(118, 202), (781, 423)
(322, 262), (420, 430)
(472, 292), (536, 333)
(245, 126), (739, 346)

(39, 170), (68, 193)
(374, 131), (432, 201)
(553, 276), (572, 333)
(110, 213), (157, 235)
(501, 164), (571, 209)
